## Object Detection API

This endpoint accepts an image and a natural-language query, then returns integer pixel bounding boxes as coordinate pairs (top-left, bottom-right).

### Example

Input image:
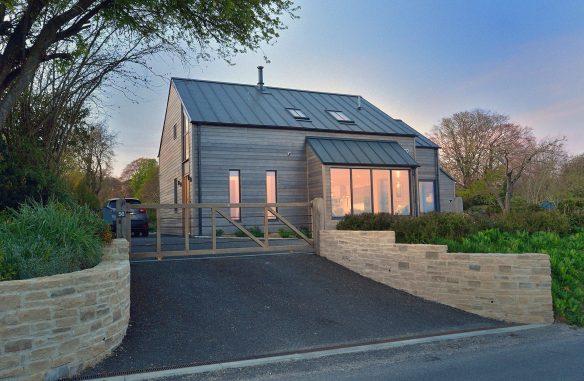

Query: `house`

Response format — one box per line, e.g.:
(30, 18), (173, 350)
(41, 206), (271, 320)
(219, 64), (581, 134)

(158, 67), (456, 235)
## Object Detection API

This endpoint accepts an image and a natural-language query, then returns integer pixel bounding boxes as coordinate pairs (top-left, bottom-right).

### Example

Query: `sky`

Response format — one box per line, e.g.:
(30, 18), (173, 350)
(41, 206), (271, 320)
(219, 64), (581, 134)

(105, 0), (584, 176)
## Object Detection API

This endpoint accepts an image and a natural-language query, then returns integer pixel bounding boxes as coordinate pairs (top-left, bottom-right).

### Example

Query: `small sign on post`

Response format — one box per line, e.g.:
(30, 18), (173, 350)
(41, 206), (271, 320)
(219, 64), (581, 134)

(115, 198), (127, 239)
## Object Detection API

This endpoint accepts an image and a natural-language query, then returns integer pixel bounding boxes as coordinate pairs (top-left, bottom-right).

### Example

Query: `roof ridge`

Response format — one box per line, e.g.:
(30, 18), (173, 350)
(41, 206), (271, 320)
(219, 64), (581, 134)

(171, 77), (362, 98)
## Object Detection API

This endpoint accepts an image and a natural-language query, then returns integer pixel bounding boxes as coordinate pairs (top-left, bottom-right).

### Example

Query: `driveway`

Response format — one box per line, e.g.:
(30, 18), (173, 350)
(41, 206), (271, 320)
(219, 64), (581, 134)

(80, 252), (506, 378)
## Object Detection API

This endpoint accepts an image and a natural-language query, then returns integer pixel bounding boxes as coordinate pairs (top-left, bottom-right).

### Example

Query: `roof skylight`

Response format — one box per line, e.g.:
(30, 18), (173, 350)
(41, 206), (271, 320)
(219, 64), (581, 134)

(327, 110), (354, 123)
(287, 108), (310, 121)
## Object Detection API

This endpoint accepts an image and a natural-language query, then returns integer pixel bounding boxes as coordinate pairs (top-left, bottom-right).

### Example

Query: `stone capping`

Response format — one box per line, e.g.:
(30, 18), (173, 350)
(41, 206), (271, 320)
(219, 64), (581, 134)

(0, 239), (130, 381)
(319, 230), (554, 324)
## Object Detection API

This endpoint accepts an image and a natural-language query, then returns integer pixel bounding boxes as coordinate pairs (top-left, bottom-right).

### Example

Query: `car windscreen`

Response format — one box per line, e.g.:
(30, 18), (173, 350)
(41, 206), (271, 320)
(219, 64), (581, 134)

(125, 199), (141, 204)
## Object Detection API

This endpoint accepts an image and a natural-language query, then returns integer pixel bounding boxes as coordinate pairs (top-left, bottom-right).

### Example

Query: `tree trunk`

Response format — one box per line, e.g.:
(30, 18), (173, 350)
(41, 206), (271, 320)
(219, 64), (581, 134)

(504, 175), (514, 213)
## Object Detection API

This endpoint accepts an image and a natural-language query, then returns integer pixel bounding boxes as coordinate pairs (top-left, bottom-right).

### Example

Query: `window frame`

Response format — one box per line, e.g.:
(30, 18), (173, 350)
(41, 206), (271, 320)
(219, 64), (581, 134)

(286, 108), (310, 121)
(173, 178), (178, 213)
(330, 167), (412, 219)
(326, 110), (354, 124)
(418, 180), (437, 214)
(182, 110), (190, 162)
(330, 168), (353, 218)
(266, 170), (278, 220)
(229, 169), (241, 221)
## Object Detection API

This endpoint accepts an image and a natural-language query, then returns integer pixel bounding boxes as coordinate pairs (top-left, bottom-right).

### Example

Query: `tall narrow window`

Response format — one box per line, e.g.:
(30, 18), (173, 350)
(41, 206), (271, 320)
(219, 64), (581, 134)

(330, 168), (351, 218)
(351, 169), (372, 214)
(173, 178), (178, 213)
(419, 181), (436, 214)
(182, 111), (190, 161)
(173, 124), (177, 140)
(372, 170), (391, 213)
(229, 170), (240, 220)
(392, 170), (411, 215)
(266, 171), (277, 220)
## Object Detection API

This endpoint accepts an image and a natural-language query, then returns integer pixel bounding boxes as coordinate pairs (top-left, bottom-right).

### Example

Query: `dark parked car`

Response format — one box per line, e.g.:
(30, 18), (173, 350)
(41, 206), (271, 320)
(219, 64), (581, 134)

(102, 198), (149, 237)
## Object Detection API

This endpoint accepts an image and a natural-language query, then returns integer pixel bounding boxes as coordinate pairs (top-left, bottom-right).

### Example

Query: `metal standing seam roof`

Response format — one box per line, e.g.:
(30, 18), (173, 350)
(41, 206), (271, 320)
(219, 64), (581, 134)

(306, 137), (419, 167)
(170, 78), (439, 148)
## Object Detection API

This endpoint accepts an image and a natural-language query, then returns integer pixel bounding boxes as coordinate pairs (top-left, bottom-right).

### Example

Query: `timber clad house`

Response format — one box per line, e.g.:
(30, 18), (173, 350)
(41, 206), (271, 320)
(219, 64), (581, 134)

(158, 67), (456, 235)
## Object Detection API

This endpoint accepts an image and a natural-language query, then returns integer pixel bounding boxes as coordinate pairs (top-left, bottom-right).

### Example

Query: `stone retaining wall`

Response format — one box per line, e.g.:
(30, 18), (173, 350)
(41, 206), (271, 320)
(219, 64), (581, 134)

(319, 231), (553, 324)
(0, 239), (130, 381)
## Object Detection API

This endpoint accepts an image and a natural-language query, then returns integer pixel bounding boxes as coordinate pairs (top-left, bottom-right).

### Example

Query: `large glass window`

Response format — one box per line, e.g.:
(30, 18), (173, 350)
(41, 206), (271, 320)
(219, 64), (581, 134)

(331, 168), (412, 218)
(419, 181), (436, 214)
(229, 170), (240, 220)
(392, 170), (411, 215)
(330, 168), (351, 217)
(266, 171), (277, 220)
(372, 170), (391, 213)
(351, 169), (372, 214)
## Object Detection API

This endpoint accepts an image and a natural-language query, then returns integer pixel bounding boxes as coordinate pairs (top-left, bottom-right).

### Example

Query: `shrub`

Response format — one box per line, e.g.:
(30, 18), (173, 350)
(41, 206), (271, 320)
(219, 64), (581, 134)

(299, 226), (312, 239)
(234, 226), (263, 238)
(216, 229), (224, 237)
(337, 212), (486, 243)
(0, 201), (106, 281)
(440, 229), (584, 326)
(495, 210), (571, 235)
(278, 228), (293, 238)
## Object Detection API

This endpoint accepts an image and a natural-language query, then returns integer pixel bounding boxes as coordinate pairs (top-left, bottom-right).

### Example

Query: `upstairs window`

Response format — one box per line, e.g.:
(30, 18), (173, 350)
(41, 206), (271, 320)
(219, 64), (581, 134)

(327, 110), (354, 123)
(287, 108), (310, 121)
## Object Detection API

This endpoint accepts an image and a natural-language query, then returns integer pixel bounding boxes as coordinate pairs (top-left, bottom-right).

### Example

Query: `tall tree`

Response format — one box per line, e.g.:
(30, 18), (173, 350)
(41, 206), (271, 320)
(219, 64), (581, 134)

(430, 110), (514, 188)
(0, 0), (298, 128)
(431, 109), (564, 212)
(483, 124), (564, 212)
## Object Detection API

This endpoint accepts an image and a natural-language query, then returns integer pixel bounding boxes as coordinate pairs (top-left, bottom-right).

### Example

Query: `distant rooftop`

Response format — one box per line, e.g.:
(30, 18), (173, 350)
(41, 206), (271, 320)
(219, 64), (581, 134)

(171, 77), (439, 148)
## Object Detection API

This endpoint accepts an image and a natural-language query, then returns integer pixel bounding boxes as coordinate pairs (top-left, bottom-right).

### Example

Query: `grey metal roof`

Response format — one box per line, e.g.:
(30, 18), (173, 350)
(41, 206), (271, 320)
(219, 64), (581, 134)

(171, 78), (439, 147)
(306, 137), (419, 167)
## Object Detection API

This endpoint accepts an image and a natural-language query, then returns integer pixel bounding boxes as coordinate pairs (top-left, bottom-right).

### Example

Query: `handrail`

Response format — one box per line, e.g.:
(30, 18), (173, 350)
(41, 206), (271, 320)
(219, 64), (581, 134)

(124, 202), (312, 209)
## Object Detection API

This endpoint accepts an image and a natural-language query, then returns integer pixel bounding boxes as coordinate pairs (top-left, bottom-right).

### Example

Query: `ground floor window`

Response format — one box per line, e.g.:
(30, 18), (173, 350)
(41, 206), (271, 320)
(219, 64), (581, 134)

(418, 180), (436, 214)
(229, 170), (240, 220)
(266, 170), (277, 220)
(330, 168), (411, 218)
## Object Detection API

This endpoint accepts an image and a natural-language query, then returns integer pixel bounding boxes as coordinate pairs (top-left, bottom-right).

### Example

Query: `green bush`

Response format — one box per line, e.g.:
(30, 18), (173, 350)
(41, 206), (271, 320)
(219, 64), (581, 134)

(495, 210), (571, 235)
(234, 226), (263, 238)
(278, 228), (293, 238)
(215, 229), (224, 237)
(0, 201), (106, 281)
(337, 212), (487, 243)
(439, 229), (584, 326)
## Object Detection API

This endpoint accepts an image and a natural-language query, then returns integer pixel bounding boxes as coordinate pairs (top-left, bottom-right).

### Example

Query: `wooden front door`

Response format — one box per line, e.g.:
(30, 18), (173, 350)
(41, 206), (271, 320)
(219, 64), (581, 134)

(182, 175), (191, 235)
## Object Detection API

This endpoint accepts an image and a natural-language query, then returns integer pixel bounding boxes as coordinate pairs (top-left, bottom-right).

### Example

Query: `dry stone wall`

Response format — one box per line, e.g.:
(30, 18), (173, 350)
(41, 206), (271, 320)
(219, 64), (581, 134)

(0, 239), (130, 381)
(319, 230), (553, 324)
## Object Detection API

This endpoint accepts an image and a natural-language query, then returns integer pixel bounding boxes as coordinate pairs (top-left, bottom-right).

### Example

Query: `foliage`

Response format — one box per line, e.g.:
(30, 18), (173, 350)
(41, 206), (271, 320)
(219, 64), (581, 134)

(0, 139), (72, 210)
(299, 226), (312, 239)
(0, 0), (298, 128)
(494, 210), (572, 235)
(336, 212), (489, 244)
(438, 229), (584, 326)
(278, 228), (293, 238)
(129, 159), (159, 202)
(0, 201), (107, 281)
(234, 226), (263, 237)
(216, 229), (224, 237)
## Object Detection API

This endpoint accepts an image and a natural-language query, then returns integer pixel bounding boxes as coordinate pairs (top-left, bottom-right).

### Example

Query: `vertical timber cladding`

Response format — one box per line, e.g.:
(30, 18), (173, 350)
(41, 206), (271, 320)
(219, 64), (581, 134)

(198, 125), (417, 235)
(158, 85), (185, 235)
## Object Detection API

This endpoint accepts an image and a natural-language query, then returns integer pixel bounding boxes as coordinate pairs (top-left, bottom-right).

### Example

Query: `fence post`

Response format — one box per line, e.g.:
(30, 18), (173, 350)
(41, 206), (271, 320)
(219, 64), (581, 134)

(311, 197), (325, 255)
(116, 198), (127, 240)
